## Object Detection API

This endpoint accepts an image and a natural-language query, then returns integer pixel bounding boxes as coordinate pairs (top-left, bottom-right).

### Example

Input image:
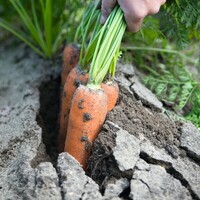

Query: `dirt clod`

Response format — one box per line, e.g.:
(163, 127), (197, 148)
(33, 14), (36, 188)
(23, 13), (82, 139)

(83, 112), (92, 122)
(74, 79), (81, 87)
(81, 136), (88, 142)
(78, 99), (85, 109)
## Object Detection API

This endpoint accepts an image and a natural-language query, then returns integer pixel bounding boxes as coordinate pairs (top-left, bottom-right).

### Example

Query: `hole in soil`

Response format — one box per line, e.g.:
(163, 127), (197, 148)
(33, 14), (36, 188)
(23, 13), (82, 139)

(36, 76), (61, 167)
(119, 186), (131, 200)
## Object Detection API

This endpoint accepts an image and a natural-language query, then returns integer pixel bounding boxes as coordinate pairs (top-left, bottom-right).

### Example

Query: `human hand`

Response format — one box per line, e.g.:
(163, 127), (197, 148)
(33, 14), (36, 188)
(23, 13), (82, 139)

(101, 0), (166, 32)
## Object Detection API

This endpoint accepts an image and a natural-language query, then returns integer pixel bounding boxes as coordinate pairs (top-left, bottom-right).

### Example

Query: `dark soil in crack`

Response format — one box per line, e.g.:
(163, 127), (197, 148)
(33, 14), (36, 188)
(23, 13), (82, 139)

(36, 76), (61, 167)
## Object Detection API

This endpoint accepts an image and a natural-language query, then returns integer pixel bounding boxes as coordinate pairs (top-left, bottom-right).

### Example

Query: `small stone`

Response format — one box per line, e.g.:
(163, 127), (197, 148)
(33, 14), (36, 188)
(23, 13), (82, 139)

(35, 163), (62, 200)
(104, 178), (129, 198)
(113, 129), (140, 171)
(57, 153), (102, 200)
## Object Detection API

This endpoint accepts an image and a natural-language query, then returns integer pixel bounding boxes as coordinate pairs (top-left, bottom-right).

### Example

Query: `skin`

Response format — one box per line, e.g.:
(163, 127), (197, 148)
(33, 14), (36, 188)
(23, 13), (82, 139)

(64, 85), (108, 170)
(58, 67), (88, 152)
(101, 81), (119, 112)
(101, 0), (166, 32)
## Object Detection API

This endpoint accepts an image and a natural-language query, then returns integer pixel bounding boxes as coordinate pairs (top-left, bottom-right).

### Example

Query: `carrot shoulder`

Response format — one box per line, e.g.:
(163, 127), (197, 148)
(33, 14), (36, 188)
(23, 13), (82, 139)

(61, 43), (80, 87)
(101, 81), (119, 112)
(58, 66), (88, 152)
(64, 85), (108, 170)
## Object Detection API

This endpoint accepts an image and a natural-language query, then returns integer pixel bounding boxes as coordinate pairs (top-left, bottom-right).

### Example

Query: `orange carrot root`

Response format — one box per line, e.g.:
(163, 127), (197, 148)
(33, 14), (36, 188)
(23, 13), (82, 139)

(64, 85), (108, 170)
(61, 43), (80, 87)
(58, 66), (88, 153)
(101, 81), (119, 112)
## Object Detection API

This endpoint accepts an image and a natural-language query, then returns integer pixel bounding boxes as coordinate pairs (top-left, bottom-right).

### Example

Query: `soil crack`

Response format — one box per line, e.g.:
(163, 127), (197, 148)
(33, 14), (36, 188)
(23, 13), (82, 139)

(140, 151), (200, 200)
(36, 77), (60, 167)
(180, 147), (200, 167)
(81, 180), (89, 199)
(119, 185), (132, 200)
(139, 179), (153, 194)
(57, 170), (65, 200)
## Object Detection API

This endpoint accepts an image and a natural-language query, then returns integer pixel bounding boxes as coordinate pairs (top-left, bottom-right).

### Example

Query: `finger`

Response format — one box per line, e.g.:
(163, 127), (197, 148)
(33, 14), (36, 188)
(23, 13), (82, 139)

(147, 0), (166, 15)
(160, 0), (166, 5)
(100, 0), (117, 24)
(125, 15), (144, 32)
(123, 9), (147, 32)
(118, 0), (147, 32)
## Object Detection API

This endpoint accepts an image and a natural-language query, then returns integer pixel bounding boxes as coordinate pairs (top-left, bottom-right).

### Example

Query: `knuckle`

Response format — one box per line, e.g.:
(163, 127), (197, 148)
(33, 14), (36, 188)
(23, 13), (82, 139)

(133, 11), (147, 21)
(125, 12), (143, 32)
(128, 21), (142, 33)
(149, 5), (160, 15)
(125, 10), (146, 22)
(161, 0), (166, 4)
(147, 0), (166, 15)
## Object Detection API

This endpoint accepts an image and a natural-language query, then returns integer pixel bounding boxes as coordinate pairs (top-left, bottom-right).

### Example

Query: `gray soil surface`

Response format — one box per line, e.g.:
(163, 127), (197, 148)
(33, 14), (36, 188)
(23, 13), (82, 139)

(0, 40), (199, 200)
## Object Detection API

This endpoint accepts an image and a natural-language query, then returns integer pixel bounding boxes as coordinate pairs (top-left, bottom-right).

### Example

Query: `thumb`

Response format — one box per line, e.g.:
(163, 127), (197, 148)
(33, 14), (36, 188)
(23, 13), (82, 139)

(101, 0), (117, 24)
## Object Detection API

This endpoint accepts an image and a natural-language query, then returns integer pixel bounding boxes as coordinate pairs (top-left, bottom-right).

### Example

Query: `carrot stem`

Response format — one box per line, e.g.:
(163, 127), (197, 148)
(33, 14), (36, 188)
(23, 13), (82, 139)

(87, 6), (126, 86)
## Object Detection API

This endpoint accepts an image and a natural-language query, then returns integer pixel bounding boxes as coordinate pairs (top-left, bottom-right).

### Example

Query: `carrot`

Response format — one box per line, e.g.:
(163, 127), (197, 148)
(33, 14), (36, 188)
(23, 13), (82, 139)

(58, 66), (88, 152)
(101, 81), (119, 112)
(64, 85), (108, 170)
(63, 5), (126, 170)
(61, 43), (80, 87)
